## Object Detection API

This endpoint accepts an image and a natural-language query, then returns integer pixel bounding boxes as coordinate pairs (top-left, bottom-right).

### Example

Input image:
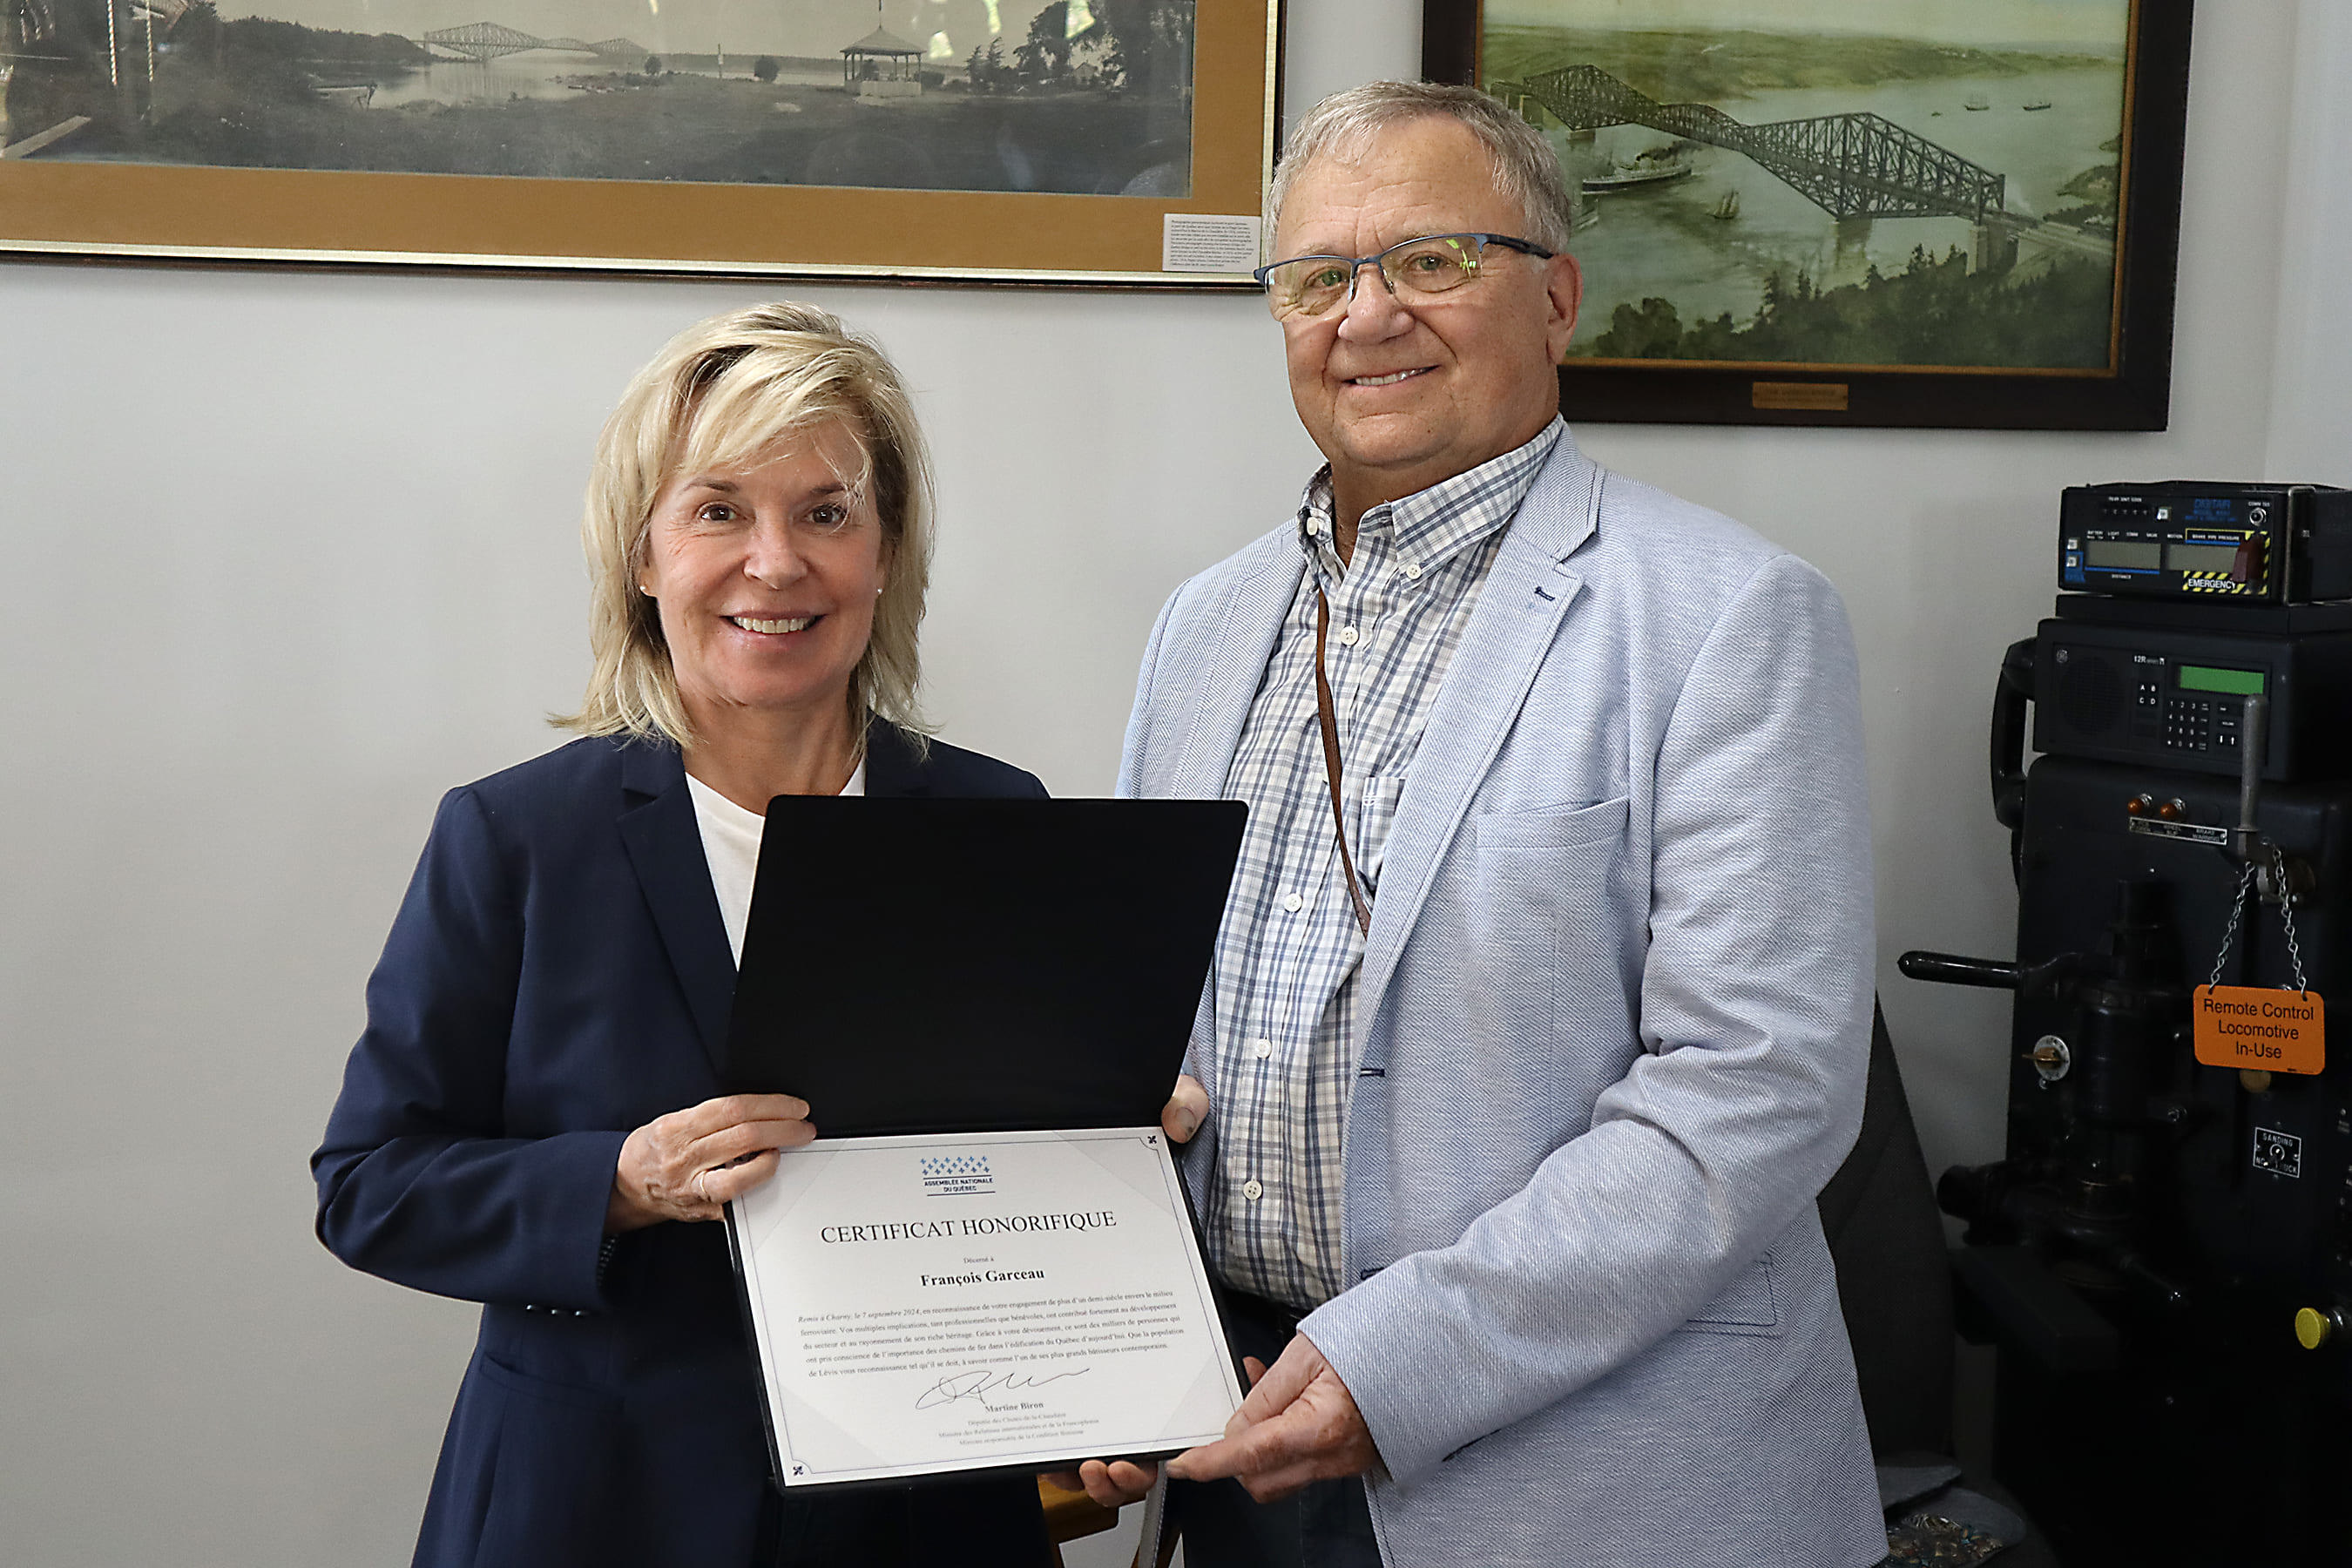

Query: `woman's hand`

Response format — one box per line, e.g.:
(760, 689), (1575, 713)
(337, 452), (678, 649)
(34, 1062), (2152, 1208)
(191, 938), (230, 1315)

(606, 1093), (815, 1232)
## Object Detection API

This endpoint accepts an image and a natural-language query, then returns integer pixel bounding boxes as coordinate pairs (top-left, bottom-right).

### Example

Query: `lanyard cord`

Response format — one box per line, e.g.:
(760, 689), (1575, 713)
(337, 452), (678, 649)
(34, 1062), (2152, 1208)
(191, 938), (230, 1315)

(1313, 589), (1374, 938)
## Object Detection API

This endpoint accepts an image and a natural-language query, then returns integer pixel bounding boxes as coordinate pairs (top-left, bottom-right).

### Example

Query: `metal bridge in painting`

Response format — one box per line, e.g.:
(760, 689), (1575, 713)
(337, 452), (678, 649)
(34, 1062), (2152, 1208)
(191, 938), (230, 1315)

(1499, 64), (2008, 224)
(418, 22), (601, 61)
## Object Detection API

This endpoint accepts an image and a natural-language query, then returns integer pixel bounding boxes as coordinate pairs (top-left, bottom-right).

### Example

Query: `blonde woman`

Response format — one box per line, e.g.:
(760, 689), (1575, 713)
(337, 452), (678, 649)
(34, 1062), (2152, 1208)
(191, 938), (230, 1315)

(314, 304), (1051, 1568)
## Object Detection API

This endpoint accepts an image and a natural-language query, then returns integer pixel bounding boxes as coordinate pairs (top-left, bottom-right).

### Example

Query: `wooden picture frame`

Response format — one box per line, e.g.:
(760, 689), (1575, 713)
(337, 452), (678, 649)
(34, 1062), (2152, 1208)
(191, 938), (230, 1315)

(0, 1), (1278, 285)
(1423, 0), (2192, 429)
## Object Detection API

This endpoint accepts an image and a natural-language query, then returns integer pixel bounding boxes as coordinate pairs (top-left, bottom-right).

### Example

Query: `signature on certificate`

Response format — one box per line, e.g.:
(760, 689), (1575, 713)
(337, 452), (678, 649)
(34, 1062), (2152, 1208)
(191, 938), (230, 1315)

(915, 1367), (1091, 1411)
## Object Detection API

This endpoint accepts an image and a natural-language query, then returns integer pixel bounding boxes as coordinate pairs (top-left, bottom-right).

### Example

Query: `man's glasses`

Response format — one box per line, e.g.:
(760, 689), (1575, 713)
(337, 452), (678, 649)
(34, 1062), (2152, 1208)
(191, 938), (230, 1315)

(1254, 233), (1556, 321)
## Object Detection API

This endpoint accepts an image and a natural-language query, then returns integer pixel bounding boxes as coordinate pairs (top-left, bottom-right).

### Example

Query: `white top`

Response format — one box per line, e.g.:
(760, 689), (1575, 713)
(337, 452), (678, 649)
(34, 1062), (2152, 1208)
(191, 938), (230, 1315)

(687, 761), (866, 966)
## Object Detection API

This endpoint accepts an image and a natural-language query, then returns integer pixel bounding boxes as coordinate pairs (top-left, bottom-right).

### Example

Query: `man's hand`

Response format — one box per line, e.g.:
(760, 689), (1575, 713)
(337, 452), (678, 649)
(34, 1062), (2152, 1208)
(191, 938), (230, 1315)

(1162, 1073), (1206, 1143)
(1165, 1334), (1378, 1503)
(1038, 1077), (1212, 1508)
(1041, 1458), (1161, 1511)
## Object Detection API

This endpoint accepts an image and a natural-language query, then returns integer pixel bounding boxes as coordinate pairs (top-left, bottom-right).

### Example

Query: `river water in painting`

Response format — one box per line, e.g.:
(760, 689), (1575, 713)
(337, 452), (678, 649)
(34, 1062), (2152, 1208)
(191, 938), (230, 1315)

(1552, 61), (2126, 350)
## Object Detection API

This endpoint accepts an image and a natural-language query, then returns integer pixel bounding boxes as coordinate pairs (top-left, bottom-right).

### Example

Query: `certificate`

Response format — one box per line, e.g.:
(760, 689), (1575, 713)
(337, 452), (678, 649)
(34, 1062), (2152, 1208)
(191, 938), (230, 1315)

(727, 1126), (1245, 1487)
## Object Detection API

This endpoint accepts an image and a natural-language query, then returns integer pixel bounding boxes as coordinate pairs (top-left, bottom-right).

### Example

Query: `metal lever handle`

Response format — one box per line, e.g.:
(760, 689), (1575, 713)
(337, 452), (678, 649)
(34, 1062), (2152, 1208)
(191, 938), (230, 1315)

(1900, 949), (2082, 998)
(1898, 951), (2025, 990)
(2234, 693), (2267, 865)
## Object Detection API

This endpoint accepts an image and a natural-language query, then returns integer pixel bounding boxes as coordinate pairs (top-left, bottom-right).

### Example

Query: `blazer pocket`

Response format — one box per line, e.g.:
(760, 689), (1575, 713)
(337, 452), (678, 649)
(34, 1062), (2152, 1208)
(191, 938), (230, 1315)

(1680, 1254), (1782, 1337)
(467, 1355), (625, 1565)
(1474, 796), (1630, 850)
(477, 1351), (623, 1413)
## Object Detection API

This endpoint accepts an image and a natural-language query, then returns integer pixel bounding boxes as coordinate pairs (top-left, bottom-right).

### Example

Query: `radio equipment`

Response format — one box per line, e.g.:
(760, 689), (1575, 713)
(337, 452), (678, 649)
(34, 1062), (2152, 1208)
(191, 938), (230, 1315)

(2027, 598), (2352, 782)
(1904, 483), (2352, 1564)
(2060, 480), (2352, 603)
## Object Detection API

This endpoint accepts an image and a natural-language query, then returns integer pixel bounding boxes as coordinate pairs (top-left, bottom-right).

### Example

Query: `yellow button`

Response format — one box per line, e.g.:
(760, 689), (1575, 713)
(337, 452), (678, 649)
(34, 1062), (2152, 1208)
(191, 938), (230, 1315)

(2295, 1307), (2335, 1350)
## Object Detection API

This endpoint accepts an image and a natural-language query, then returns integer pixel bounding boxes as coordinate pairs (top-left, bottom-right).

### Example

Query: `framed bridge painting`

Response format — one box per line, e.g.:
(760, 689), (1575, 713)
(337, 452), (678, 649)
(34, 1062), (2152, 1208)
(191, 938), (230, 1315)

(1424, 0), (2191, 429)
(0, 0), (1277, 285)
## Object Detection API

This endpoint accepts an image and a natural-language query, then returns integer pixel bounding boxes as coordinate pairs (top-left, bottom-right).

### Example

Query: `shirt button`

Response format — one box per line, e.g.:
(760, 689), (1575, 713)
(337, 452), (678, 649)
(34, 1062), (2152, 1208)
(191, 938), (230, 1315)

(1402, 562), (1423, 580)
(1282, 892), (1304, 913)
(1242, 1179), (1264, 1201)
(1253, 1037), (1274, 1059)
(1336, 625), (1361, 646)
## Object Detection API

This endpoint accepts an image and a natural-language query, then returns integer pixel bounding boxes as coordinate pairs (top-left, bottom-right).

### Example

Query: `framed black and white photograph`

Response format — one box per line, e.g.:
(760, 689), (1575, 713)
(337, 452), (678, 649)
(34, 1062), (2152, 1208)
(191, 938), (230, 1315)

(0, 0), (1277, 281)
(1423, 0), (2192, 429)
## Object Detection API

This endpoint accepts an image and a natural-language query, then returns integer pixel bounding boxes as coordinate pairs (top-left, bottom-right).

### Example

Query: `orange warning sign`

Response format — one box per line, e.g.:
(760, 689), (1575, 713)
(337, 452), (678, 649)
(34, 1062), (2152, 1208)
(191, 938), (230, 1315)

(2193, 985), (2325, 1075)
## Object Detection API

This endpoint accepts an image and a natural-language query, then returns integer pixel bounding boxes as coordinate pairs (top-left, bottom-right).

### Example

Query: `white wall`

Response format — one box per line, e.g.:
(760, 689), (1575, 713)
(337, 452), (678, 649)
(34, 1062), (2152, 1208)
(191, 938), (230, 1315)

(2264, 0), (2352, 485)
(0, 1), (2330, 1562)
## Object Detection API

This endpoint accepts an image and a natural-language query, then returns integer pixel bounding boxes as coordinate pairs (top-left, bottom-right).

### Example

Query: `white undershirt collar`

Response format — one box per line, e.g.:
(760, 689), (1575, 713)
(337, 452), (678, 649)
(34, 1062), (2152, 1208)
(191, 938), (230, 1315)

(686, 760), (867, 966)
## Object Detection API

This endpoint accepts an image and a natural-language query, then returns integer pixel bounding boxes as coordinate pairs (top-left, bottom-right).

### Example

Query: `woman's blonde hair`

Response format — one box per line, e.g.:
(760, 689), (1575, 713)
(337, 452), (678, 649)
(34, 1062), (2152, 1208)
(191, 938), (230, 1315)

(553, 301), (933, 751)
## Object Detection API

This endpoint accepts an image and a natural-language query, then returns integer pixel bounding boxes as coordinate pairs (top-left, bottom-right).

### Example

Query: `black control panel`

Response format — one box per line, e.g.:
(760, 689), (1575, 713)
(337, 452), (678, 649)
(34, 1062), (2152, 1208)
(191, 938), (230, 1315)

(2061, 481), (2352, 604)
(2142, 668), (2249, 758)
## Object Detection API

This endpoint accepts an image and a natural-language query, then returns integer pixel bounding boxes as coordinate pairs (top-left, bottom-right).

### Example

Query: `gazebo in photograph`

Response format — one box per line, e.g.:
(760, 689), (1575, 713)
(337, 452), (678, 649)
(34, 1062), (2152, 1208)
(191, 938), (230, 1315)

(841, 24), (923, 98)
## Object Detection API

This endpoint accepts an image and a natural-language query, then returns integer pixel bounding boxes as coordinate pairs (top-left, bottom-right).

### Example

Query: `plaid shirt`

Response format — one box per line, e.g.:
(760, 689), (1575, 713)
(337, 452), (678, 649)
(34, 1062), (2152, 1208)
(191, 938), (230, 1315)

(1206, 418), (1565, 1309)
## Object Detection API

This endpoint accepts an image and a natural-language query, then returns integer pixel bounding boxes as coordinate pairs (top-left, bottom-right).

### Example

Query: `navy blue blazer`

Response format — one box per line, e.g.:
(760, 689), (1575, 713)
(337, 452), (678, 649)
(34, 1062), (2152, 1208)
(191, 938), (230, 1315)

(314, 723), (1054, 1568)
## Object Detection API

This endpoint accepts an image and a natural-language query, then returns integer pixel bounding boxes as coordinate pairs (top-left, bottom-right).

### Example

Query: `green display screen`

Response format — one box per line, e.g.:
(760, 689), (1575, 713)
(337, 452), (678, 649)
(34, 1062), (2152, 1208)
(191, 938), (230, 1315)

(2179, 665), (2267, 695)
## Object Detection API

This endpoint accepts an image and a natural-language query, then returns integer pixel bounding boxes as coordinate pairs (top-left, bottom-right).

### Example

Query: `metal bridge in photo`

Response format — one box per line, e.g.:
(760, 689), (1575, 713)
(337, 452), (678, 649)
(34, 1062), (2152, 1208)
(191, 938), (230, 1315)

(1498, 64), (2008, 225)
(417, 22), (601, 62)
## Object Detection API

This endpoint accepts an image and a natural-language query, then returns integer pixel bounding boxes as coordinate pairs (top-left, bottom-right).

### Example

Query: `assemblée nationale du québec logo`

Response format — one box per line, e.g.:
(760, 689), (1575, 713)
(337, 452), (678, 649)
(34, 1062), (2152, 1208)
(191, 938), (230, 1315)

(921, 1154), (995, 1197)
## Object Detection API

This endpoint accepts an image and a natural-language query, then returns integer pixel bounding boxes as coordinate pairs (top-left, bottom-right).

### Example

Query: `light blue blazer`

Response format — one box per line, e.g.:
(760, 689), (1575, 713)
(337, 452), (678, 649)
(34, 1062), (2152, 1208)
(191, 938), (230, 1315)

(1118, 430), (1885, 1568)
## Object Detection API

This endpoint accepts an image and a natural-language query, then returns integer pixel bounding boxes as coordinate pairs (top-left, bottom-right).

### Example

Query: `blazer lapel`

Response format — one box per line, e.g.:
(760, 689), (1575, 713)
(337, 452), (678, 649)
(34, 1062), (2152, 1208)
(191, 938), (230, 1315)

(861, 716), (930, 798)
(1355, 444), (1605, 1057)
(1169, 537), (1306, 801)
(615, 739), (737, 1076)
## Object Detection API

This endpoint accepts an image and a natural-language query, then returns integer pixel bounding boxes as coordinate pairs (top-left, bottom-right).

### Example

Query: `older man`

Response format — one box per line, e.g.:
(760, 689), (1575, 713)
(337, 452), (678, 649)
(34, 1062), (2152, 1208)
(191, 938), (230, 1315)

(1090, 82), (1883, 1567)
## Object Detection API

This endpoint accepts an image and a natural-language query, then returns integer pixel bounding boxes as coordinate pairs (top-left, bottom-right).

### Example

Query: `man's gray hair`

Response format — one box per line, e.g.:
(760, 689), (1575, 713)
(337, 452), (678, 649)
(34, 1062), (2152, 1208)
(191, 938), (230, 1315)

(1269, 81), (1576, 254)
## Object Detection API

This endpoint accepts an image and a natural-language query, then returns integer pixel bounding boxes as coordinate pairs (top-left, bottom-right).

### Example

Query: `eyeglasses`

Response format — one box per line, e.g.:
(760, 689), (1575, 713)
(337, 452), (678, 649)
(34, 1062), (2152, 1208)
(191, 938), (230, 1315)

(1254, 233), (1556, 321)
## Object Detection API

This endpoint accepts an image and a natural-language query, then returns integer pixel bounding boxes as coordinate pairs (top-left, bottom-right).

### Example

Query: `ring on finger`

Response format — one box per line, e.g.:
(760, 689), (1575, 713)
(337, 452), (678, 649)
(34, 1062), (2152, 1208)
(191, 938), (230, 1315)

(695, 1168), (710, 1201)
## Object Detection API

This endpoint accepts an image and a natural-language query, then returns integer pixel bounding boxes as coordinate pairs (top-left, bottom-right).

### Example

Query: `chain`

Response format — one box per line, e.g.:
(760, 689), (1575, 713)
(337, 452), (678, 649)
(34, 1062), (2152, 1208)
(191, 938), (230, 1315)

(2206, 848), (2309, 994)
(2207, 860), (2257, 989)
(2273, 843), (2309, 994)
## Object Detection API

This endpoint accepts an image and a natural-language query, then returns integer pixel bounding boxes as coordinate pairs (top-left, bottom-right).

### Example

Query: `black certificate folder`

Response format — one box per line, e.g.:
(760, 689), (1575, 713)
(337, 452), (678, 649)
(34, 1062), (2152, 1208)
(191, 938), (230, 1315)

(724, 798), (1247, 1137)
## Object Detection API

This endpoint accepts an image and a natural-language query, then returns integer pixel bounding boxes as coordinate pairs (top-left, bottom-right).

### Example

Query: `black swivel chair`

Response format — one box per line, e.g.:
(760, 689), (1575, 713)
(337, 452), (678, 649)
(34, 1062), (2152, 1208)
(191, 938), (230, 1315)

(1819, 1004), (2056, 1565)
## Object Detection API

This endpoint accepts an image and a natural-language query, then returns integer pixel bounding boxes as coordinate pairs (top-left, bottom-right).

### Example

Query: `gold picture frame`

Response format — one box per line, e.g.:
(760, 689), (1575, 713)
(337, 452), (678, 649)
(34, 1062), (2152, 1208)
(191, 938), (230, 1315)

(0, 0), (1278, 284)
